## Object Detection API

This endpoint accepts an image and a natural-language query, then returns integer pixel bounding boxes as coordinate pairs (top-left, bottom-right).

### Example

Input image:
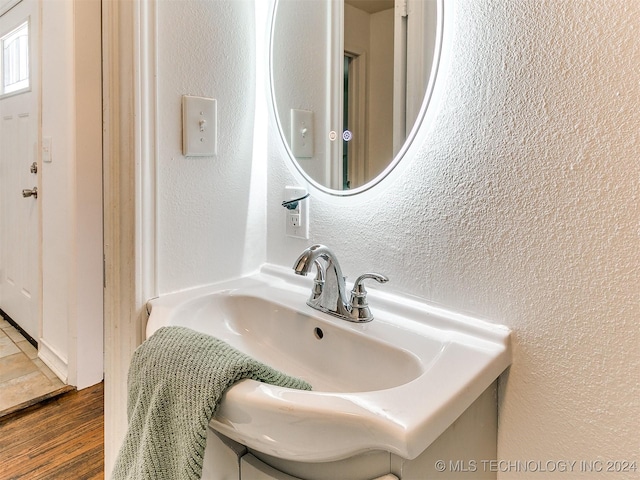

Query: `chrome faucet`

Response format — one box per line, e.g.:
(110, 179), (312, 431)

(293, 244), (388, 322)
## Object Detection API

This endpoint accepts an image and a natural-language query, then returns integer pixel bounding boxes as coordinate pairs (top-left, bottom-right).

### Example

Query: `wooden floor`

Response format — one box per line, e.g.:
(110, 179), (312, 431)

(0, 382), (104, 479)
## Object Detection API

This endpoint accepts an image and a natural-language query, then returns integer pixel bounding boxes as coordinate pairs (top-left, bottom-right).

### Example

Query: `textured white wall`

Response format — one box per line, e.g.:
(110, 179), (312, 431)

(266, 0), (640, 477)
(156, 0), (262, 295)
(152, 0), (639, 475)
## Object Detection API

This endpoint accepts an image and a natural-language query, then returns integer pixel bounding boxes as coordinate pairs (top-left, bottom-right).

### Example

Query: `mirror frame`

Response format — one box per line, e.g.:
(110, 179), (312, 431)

(269, 0), (444, 197)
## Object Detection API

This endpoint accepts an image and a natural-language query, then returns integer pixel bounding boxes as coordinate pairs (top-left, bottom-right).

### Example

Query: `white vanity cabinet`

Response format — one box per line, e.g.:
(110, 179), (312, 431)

(200, 429), (305, 480)
(203, 383), (499, 480)
(241, 455), (304, 480)
(201, 428), (246, 480)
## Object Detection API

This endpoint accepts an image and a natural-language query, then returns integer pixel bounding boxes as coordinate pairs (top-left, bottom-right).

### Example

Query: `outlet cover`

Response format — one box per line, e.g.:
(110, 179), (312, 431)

(284, 186), (309, 239)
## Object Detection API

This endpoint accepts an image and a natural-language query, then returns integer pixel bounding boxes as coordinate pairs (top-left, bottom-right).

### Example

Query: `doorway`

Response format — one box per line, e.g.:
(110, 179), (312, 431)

(0, 0), (104, 410)
(0, 0), (39, 344)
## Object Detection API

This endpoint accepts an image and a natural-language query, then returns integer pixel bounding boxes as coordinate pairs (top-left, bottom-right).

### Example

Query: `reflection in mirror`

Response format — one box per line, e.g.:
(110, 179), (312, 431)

(271, 0), (441, 193)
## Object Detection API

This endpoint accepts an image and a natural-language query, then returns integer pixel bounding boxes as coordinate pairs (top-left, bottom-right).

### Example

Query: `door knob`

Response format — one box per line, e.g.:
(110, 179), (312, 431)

(22, 187), (37, 199)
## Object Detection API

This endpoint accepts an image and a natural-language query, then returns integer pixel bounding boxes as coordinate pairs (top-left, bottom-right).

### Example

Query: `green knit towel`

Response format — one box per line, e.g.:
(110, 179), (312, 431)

(112, 326), (312, 480)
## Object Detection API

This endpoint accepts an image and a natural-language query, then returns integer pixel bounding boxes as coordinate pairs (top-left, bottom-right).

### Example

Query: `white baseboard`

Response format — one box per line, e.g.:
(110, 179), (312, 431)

(38, 338), (69, 384)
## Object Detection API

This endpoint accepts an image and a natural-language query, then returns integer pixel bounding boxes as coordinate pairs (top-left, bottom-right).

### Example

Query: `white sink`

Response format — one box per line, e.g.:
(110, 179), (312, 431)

(146, 264), (511, 462)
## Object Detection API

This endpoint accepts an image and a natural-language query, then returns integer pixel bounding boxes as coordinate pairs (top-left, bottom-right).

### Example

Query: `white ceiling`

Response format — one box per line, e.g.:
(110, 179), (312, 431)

(345, 0), (395, 15)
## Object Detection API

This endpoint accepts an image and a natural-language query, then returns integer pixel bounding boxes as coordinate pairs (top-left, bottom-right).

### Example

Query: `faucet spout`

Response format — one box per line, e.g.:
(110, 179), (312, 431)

(293, 245), (349, 316)
(293, 244), (331, 276)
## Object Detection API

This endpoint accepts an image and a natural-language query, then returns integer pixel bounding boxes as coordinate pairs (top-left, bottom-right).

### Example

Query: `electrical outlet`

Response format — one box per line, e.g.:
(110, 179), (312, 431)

(289, 214), (300, 227)
(284, 186), (308, 239)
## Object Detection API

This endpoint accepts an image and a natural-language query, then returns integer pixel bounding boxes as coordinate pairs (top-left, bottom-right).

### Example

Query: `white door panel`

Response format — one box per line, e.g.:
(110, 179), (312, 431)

(0, 0), (40, 340)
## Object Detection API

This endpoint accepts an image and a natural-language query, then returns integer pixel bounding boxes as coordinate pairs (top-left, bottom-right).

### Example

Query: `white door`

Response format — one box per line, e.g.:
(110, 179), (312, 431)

(393, 0), (438, 155)
(0, 0), (40, 341)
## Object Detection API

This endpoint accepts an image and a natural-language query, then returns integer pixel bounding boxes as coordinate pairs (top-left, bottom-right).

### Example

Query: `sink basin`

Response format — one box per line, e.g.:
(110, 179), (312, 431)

(160, 293), (426, 392)
(146, 264), (511, 462)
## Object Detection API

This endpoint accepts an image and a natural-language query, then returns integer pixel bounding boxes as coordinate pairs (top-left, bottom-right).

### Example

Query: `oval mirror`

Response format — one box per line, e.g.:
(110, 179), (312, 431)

(270, 0), (442, 194)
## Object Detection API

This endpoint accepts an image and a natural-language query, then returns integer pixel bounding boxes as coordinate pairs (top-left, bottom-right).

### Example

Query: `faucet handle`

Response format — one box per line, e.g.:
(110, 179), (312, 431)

(352, 273), (388, 289)
(349, 273), (389, 321)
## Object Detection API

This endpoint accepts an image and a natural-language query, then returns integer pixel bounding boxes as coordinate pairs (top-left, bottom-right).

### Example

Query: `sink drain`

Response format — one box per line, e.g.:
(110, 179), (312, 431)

(314, 327), (324, 339)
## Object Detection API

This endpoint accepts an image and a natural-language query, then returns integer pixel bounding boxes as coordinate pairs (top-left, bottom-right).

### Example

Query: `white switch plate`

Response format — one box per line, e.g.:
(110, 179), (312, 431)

(182, 95), (217, 156)
(284, 186), (309, 239)
(290, 109), (314, 158)
(42, 136), (52, 163)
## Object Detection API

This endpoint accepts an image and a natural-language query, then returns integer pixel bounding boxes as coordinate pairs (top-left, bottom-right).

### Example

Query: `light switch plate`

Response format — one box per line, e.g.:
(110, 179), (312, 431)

(290, 109), (314, 158)
(42, 136), (52, 163)
(182, 95), (217, 156)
